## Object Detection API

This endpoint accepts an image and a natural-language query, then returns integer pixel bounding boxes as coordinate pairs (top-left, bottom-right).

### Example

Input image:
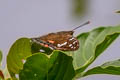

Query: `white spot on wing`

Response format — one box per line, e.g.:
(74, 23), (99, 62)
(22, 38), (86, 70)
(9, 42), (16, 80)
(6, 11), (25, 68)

(73, 41), (77, 44)
(69, 37), (74, 41)
(57, 42), (67, 47)
(71, 46), (74, 49)
(69, 44), (72, 47)
(57, 44), (61, 47)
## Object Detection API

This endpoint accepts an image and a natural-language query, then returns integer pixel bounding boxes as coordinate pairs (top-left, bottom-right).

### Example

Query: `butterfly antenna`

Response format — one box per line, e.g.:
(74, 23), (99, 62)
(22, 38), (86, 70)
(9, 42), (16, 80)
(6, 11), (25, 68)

(72, 21), (90, 31)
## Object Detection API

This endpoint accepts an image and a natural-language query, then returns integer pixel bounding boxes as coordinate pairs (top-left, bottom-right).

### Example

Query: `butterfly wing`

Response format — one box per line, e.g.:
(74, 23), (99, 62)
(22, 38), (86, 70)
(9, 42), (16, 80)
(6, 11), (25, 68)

(31, 31), (79, 51)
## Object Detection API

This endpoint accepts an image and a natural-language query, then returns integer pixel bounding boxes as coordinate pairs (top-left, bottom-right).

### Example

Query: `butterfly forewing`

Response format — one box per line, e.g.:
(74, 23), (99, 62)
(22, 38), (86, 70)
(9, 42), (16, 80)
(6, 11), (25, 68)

(31, 31), (79, 51)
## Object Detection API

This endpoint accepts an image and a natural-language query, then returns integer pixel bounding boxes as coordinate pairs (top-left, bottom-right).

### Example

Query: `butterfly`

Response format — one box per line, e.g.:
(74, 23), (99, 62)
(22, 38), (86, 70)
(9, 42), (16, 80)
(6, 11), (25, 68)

(31, 21), (90, 51)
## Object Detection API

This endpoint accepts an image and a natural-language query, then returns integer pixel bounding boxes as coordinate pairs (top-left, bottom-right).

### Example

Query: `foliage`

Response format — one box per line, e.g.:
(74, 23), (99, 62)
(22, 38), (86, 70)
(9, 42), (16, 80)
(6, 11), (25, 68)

(7, 38), (32, 79)
(0, 50), (4, 80)
(19, 51), (75, 80)
(0, 25), (120, 80)
(83, 59), (120, 77)
(0, 51), (2, 64)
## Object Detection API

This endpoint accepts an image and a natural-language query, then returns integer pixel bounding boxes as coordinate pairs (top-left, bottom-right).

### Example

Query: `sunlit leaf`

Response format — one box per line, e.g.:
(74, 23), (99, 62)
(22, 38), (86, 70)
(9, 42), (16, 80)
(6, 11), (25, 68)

(0, 50), (2, 64)
(67, 26), (120, 78)
(7, 38), (32, 78)
(83, 59), (120, 77)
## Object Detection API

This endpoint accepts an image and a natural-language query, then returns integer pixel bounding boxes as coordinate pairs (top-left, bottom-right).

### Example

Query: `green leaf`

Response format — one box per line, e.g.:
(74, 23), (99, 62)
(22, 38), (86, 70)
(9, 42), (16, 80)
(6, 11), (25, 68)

(83, 59), (120, 77)
(19, 50), (75, 80)
(69, 26), (120, 75)
(7, 38), (32, 78)
(0, 50), (2, 64)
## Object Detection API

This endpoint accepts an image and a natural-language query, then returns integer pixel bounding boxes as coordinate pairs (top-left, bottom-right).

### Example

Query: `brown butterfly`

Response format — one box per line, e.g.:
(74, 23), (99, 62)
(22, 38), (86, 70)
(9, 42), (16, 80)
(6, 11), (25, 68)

(31, 21), (90, 51)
